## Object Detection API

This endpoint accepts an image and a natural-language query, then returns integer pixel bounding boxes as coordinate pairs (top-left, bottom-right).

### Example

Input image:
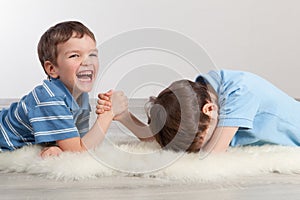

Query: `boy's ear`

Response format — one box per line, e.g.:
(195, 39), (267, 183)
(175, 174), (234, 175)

(44, 61), (59, 79)
(202, 102), (216, 117)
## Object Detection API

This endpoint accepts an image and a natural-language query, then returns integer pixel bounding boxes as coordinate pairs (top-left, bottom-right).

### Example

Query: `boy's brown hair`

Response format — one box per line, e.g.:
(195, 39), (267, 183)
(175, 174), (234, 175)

(37, 21), (96, 77)
(147, 78), (211, 153)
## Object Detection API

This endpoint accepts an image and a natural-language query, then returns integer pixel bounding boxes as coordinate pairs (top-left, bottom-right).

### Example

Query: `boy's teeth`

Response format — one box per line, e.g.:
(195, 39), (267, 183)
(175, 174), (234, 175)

(77, 71), (93, 80)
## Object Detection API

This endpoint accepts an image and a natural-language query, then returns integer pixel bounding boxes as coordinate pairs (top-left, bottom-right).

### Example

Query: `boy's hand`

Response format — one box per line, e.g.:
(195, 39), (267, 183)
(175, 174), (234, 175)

(40, 146), (63, 158)
(111, 91), (128, 120)
(97, 90), (128, 120)
(96, 90), (113, 114)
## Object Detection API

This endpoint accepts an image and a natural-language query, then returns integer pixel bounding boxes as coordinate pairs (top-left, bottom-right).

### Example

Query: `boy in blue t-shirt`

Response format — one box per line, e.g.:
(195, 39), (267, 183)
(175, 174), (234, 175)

(0, 21), (127, 157)
(99, 69), (300, 153)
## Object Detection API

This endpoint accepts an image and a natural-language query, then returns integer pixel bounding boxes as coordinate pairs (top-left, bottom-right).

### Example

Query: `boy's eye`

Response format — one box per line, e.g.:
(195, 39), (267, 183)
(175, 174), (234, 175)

(69, 54), (79, 58)
(90, 53), (98, 57)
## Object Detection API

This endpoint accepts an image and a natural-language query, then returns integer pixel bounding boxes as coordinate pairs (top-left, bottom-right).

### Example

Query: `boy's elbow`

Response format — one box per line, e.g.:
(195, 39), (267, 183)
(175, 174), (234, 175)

(56, 137), (87, 152)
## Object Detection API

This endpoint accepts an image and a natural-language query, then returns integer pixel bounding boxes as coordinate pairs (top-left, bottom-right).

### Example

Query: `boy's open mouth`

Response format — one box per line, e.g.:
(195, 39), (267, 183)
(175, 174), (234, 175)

(76, 70), (93, 82)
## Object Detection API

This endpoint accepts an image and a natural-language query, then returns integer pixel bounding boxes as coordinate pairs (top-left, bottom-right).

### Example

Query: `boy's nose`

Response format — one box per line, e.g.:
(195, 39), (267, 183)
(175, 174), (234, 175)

(82, 56), (93, 65)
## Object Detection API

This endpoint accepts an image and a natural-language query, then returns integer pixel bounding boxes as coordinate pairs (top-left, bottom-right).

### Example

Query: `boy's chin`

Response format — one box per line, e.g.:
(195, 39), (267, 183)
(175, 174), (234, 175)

(73, 84), (94, 94)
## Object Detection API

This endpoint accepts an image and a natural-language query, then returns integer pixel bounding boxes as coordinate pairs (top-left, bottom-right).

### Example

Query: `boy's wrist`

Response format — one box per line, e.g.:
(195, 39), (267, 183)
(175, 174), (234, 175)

(114, 110), (130, 122)
(97, 110), (114, 120)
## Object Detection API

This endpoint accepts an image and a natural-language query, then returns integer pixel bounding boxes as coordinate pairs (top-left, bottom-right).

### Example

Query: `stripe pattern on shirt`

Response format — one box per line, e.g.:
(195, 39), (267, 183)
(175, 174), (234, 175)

(0, 79), (90, 151)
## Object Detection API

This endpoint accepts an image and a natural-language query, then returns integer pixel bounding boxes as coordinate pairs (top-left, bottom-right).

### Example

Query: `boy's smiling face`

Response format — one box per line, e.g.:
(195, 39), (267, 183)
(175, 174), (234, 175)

(49, 33), (99, 98)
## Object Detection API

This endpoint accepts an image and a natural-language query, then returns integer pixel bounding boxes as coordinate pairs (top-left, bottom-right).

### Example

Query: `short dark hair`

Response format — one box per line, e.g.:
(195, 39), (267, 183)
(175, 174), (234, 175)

(37, 21), (96, 77)
(148, 79), (211, 153)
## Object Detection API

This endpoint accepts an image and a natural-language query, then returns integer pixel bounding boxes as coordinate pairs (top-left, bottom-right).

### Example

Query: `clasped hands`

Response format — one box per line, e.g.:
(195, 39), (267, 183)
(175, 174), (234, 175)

(96, 89), (129, 120)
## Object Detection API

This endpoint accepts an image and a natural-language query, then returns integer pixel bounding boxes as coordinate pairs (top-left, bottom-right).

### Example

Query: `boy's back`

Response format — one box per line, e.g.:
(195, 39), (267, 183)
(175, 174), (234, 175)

(201, 69), (300, 146)
(0, 78), (90, 151)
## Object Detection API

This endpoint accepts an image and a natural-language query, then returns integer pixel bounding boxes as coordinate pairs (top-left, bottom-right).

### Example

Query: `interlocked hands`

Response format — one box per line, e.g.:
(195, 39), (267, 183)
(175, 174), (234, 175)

(96, 90), (128, 120)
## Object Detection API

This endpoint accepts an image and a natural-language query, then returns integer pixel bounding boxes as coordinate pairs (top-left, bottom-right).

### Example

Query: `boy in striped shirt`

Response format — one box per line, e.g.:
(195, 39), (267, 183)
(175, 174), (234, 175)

(0, 21), (127, 157)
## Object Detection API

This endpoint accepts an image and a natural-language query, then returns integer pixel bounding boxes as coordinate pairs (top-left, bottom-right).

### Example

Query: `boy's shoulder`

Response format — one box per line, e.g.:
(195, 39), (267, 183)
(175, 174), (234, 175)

(35, 79), (69, 100)
(23, 79), (72, 108)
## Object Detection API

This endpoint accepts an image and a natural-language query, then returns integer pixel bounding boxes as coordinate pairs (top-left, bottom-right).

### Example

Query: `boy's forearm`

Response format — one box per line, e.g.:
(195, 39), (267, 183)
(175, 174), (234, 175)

(118, 111), (154, 141)
(50, 111), (113, 153)
(81, 111), (114, 149)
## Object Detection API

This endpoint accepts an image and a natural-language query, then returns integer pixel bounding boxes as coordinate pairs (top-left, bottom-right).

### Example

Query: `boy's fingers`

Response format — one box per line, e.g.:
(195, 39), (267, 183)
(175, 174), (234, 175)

(97, 99), (112, 106)
(95, 109), (102, 115)
(105, 90), (113, 96)
(98, 89), (113, 99)
(98, 93), (110, 101)
(96, 104), (110, 109)
(96, 105), (112, 114)
(40, 147), (62, 158)
(96, 105), (111, 111)
(96, 108), (105, 114)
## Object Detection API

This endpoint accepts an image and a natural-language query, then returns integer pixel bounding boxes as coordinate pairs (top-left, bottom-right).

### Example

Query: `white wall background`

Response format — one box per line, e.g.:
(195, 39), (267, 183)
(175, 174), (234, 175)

(1, 0), (300, 98)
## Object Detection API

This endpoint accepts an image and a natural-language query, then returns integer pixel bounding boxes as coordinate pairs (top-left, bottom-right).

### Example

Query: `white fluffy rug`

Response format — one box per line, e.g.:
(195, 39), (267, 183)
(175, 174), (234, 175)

(1, 140), (300, 182)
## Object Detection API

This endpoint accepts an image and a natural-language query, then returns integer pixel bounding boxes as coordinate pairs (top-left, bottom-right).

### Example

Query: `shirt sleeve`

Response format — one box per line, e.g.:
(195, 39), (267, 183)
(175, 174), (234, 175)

(28, 96), (79, 143)
(76, 109), (90, 137)
(217, 83), (260, 129)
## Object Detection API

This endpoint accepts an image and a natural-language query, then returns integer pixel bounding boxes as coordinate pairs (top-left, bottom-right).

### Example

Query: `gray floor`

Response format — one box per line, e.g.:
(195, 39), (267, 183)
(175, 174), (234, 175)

(1, 172), (300, 200)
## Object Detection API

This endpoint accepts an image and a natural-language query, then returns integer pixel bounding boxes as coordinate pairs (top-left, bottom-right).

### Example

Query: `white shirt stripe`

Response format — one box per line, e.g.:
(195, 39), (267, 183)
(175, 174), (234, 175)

(0, 124), (16, 150)
(43, 82), (55, 97)
(5, 116), (32, 145)
(35, 127), (78, 137)
(21, 101), (28, 115)
(29, 115), (73, 123)
(78, 127), (89, 134)
(32, 89), (40, 104)
(14, 107), (33, 132)
(36, 101), (67, 107)
(77, 115), (90, 124)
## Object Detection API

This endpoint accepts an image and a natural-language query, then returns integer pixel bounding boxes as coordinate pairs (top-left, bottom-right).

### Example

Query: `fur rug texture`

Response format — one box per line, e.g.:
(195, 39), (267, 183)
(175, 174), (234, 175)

(0, 140), (300, 182)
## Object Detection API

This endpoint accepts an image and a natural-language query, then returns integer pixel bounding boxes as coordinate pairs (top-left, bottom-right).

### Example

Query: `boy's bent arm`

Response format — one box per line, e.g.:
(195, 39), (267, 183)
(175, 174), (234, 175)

(57, 111), (113, 152)
(202, 127), (238, 153)
(117, 111), (154, 141)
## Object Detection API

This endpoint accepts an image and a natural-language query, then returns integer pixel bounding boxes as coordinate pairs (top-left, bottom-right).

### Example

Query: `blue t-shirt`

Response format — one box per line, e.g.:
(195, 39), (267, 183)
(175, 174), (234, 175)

(0, 78), (90, 151)
(197, 69), (300, 147)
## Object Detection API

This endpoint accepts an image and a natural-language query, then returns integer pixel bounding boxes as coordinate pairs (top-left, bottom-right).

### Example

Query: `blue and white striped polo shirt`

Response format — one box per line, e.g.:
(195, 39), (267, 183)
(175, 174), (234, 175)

(0, 78), (91, 151)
